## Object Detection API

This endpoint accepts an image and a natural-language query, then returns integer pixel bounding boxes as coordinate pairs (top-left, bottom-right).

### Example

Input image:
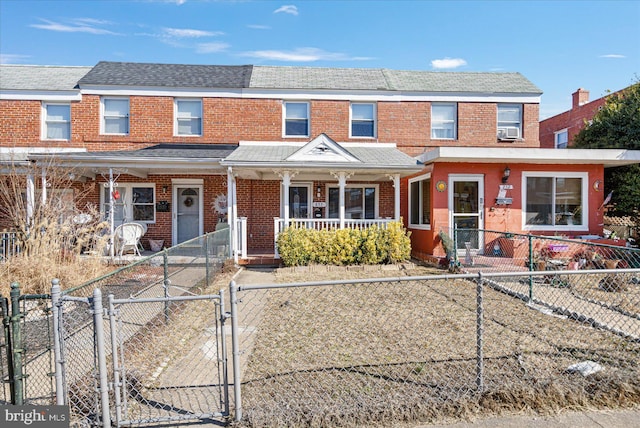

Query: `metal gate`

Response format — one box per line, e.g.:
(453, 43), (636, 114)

(53, 286), (230, 427)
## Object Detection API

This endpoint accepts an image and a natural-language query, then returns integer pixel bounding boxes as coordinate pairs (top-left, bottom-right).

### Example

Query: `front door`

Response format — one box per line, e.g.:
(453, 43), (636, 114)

(449, 175), (484, 252)
(173, 185), (203, 244)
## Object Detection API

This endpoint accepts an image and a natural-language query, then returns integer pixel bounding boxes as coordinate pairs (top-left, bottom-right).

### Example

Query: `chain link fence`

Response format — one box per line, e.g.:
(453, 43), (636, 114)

(230, 267), (640, 427)
(0, 228), (230, 417)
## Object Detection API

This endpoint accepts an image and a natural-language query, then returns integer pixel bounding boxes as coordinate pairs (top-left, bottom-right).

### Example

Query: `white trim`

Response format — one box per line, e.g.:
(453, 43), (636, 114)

(418, 147), (640, 167)
(174, 98), (203, 137)
(408, 173), (432, 230)
(521, 171), (589, 232)
(78, 86), (540, 103)
(100, 96), (129, 135)
(431, 102), (457, 140)
(100, 182), (156, 224)
(282, 101), (310, 138)
(0, 147), (86, 154)
(349, 102), (377, 139)
(280, 182), (313, 219)
(172, 184), (204, 244)
(0, 91), (82, 101)
(171, 178), (204, 184)
(448, 174), (485, 251)
(41, 102), (71, 141)
(326, 183), (380, 219)
(554, 128), (569, 149)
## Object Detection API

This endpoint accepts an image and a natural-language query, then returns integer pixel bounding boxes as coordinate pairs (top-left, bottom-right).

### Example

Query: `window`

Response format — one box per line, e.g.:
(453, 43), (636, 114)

(102, 98), (129, 134)
(350, 103), (376, 138)
(102, 184), (155, 223)
(328, 186), (377, 219)
(409, 175), (431, 228)
(43, 103), (71, 140)
(175, 99), (202, 136)
(431, 103), (457, 139)
(523, 172), (587, 230)
(555, 129), (568, 149)
(284, 102), (309, 137)
(497, 104), (522, 139)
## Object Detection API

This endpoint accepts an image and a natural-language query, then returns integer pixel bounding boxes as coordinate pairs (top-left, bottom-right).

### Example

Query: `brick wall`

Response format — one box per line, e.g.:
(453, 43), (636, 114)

(539, 89), (609, 148)
(1, 96), (541, 149)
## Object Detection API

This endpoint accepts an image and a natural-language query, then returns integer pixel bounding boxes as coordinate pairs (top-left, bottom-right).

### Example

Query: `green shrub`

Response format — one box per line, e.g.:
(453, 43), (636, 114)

(276, 221), (411, 267)
(384, 221), (412, 263)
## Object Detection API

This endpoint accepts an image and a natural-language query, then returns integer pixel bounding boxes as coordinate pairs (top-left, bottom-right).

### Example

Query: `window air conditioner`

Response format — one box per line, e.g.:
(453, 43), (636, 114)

(498, 127), (520, 140)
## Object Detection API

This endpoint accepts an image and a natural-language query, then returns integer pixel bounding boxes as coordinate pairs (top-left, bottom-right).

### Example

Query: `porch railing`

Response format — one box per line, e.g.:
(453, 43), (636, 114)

(1, 231), (20, 262)
(236, 217), (247, 260)
(273, 218), (394, 257)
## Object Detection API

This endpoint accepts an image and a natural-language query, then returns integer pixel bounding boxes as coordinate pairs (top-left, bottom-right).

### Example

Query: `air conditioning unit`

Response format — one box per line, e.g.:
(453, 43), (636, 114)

(497, 127), (520, 140)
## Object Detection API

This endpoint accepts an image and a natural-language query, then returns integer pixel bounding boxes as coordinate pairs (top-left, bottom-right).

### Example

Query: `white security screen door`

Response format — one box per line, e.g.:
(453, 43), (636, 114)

(449, 175), (484, 252)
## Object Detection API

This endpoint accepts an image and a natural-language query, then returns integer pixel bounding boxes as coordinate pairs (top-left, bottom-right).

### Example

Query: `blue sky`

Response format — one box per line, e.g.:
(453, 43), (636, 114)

(1, 0), (638, 119)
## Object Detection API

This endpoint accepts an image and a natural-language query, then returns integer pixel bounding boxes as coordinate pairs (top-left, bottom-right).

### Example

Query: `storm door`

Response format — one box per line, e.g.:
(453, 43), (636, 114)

(173, 185), (203, 244)
(449, 175), (484, 252)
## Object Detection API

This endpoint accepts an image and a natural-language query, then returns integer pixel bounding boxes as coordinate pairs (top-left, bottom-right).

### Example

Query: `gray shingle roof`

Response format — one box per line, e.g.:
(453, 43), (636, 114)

(2, 62), (542, 95)
(65, 143), (238, 160)
(78, 61), (253, 88)
(249, 66), (541, 94)
(249, 66), (390, 91)
(0, 65), (92, 91)
(224, 143), (419, 169)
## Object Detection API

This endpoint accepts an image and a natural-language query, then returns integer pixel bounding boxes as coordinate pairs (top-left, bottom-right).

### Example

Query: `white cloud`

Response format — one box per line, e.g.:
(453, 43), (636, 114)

(196, 42), (230, 53)
(599, 54), (626, 59)
(0, 54), (31, 64)
(274, 5), (299, 15)
(30, 18), (118, 35)
(247, 24), (271, 30)
(430, 57), (467, 69)
(239, 47), (372, 62)
(163, 27), (224, 38)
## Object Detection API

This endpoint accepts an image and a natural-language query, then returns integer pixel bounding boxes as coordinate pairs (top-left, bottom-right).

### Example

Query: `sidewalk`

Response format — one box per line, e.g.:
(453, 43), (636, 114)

(416, 408), (640, 428)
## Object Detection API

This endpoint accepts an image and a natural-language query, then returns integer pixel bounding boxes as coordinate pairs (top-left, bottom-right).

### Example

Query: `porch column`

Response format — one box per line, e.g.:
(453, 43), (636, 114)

(41, 168), (47, 205)
(227, 167), (237, 263)
(282, 171), (291, 228)
(331, 171), (353, 229)
(388, 173), (401, 222)
(108, 168), (116, 259)
(26, 173), (35, 228)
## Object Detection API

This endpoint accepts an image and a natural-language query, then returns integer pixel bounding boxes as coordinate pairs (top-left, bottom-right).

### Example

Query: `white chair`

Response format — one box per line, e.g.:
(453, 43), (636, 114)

(114, 223), (145, 257)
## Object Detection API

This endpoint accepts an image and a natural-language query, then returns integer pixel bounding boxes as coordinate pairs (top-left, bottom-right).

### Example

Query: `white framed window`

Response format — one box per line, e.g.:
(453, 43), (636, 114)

(327, 185), (378, 219)
(283, 101), (309, 137)
(431, 103), (457, 140)
(522, 172), (587, 231)
(175, 99), (202, 136)
(350, 103), (376, 138)
(101, 183), (155, 224)
(101, 97), (129, 135)
(42, 103), (71, 140)
(497, 104), (522, 140)
(409, 174), (431, 229)
(555, 129), (569, 149)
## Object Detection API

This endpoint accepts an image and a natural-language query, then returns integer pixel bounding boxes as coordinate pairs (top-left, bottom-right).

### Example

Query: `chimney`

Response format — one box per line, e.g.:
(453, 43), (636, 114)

(572, 88), (589, 109)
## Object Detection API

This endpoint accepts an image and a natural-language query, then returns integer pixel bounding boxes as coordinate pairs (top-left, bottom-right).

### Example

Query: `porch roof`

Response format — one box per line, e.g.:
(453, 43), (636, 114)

(28, 143), (237, 179)
(418, 147), (640, 167)
(222, 139), (423, 180)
